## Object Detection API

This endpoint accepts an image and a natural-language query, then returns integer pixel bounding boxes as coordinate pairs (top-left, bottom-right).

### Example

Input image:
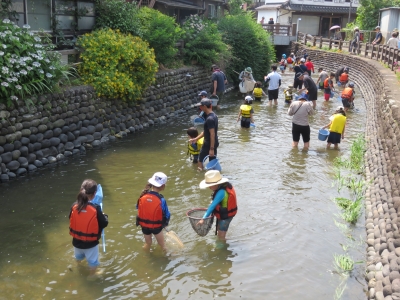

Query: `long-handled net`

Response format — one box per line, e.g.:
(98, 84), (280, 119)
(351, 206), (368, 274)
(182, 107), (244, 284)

(164, 228), (184, 250)
(187, 208), (214, 237)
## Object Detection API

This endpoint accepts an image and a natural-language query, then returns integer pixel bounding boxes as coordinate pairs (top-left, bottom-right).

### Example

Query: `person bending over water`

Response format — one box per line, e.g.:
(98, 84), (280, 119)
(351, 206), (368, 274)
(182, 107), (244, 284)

(197, 170), (238, 241)
(322, 106), (347, 150)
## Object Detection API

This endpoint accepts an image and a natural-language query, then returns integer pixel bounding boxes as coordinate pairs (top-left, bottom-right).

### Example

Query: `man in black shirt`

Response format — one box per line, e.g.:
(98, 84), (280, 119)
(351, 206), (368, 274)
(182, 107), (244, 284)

(190, 98), (219, 170)
(297, 72), (318, 109)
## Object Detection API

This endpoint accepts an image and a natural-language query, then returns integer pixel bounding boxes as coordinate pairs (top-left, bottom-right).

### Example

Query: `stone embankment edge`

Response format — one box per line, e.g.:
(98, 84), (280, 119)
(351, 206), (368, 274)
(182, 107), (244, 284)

(292, 44), (400, 300)
(0, 66), (232, 182)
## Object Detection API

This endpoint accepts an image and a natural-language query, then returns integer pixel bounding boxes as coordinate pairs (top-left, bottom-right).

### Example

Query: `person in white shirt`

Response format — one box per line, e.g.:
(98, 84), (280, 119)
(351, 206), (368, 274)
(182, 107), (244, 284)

(387, 32), (399, 49)
(264, 65), (282, 106)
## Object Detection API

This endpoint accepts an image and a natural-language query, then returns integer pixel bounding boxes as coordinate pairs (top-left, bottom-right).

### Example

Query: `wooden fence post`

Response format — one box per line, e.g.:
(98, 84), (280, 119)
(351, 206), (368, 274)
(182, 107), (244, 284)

(319, 36), (322, 49)
(303, 34), (307, 45)
(364, 43), (368, 57)
(339, 40), (342, 51)
(313, 36), (316, 47)
(329, 38), (333, 50)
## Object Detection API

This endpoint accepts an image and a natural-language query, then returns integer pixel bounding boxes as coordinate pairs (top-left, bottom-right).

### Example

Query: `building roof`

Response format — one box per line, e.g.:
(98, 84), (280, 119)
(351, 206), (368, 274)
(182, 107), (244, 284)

(282, 3), (357, 14)
(156, 0), (204, 10)
(380, 7), (400, 12)
(255, 4), (282, 11)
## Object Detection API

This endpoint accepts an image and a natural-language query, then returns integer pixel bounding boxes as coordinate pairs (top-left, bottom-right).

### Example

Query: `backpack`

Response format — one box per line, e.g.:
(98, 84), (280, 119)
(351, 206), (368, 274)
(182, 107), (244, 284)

(287, 57), (293, 64)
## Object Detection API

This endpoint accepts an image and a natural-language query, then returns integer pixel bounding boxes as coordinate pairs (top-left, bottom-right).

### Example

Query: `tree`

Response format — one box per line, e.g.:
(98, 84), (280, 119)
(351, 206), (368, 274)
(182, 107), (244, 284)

(356, 0), (400, 30)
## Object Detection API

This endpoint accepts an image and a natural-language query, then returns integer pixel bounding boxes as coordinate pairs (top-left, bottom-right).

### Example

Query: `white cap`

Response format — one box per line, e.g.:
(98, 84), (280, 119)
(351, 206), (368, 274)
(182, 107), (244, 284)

(245, 96), (253, 102)
(148, 172), (168, 187)
(300, 58), (306, 62)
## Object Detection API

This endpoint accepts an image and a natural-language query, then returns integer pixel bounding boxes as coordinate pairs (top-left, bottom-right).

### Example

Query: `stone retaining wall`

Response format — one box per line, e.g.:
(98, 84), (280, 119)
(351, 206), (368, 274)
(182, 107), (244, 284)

(0, 66), (213, 182)
(292, 44), (400, 300)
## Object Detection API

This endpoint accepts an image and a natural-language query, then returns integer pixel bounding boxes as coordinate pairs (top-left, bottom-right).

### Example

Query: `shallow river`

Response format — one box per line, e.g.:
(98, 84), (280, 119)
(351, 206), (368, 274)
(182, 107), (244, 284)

(0, 74), (367, 299)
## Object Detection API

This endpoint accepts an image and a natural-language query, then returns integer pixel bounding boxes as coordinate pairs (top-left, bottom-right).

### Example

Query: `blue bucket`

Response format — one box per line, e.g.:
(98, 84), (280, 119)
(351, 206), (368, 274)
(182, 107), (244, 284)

(318, 128), (330, 141)
(203, 155), (222, 171)
(193, 117), (205, 126)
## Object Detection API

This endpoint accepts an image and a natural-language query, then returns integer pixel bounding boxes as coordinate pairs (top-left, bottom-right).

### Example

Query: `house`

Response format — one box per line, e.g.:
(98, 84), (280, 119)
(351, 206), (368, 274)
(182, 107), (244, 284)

(380, 7), (400, 41)
(256, 0), (359, 38)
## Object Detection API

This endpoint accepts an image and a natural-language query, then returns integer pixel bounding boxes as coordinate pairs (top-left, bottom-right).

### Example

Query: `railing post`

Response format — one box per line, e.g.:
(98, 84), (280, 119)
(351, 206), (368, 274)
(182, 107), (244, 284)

(319, 36), (322, 49)
(356, 42), (360, 55)
(364, 43), (368, 57)
(313, 36), (316, 47)
(339, 40), (342, 50)
(303, 33), (307, 45)
(329, 38), (332, 50)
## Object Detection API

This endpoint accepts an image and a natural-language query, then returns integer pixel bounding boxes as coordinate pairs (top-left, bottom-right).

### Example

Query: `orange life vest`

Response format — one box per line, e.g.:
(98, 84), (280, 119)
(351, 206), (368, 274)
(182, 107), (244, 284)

(341, 87), (354, 99)
(287, 57), (293, 64)
(323, 78), (331, 89)
(213, 185), (238, 220)
(137, 192), (164, 229)
(339, 73), (349, 82)
(69, 203), (99, 242)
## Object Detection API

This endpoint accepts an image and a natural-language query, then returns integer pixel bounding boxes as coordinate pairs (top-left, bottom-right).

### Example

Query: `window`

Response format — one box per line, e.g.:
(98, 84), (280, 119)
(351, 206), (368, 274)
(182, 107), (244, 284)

(208, 4), (216, 18)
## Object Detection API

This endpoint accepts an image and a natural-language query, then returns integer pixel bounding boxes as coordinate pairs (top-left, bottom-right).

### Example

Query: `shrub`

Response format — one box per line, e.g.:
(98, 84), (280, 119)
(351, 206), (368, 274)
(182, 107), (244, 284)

(218, 13), (275, 85)
(0, 19), (72, 106)
(94, 0), (142, 37)
(182, 15), (231, 68)
(77, 29), (158, 101)
(136, 7), (182, 66)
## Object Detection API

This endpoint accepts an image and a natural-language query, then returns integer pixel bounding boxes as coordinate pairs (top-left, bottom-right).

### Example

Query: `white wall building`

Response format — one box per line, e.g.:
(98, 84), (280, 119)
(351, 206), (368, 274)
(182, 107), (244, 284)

(256, 0), (360, 37)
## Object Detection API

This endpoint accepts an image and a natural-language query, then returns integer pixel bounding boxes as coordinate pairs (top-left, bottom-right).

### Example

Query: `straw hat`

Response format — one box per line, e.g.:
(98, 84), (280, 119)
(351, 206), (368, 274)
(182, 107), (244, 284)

(199, 170), (229, 189)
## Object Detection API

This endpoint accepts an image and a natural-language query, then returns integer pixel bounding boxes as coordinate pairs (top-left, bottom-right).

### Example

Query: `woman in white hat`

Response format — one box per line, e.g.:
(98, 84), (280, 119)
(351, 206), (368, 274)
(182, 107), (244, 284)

(197, 170), (238, 240)
(136, 172), (170, 251)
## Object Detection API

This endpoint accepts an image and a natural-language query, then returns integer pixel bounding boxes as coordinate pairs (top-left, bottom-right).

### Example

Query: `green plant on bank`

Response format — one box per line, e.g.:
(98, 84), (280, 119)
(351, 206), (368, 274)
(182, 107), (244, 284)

(182, 15), (231, 68)
(334, 254), (354, 273)
(77, 28), (158, 101)
(136, 7), (182, 67)
(334, 197), (353, 210)
(94, 0), (142, 37)
(0, 19), (75, 106)
(340, 197), (362, 224)
(356, 0), (400, 30)
(218, 13), (275, 85)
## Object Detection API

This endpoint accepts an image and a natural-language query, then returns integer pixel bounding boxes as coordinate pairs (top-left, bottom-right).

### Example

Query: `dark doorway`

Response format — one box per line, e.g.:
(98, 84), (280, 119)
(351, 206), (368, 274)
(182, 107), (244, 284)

(320, 17), (341, 38)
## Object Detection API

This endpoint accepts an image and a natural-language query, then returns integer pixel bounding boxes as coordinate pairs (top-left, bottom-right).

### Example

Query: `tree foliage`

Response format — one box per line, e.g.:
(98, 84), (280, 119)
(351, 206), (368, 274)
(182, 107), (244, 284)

(217, 13), (275, 85)
(356, 0), (400, 30)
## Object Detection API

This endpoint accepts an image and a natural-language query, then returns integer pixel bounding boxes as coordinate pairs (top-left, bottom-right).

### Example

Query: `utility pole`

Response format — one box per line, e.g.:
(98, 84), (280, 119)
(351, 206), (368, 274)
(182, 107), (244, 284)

(348, 0), (352, 23)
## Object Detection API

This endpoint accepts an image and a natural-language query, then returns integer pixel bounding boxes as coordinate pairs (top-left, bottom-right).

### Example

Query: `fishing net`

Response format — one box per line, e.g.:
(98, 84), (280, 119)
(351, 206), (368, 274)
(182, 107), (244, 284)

(187, 208), (214, 237)
(164, 229), (184, 250)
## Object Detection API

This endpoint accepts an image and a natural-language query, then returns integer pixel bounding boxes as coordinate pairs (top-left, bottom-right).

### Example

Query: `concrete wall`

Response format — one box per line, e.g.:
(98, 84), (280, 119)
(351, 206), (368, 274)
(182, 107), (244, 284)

(0, 67), (212, 182)
(292, 43), (400, 300)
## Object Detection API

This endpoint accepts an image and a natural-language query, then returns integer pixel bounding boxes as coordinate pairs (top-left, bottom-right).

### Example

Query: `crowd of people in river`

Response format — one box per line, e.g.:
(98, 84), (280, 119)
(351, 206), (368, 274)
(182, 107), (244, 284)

(68, 54), (356, 278)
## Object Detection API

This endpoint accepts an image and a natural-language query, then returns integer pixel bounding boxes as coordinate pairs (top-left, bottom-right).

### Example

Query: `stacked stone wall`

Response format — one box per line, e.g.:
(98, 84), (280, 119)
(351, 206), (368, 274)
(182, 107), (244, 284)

(293, 44), (400, 300)
(0, 67), (211, 182)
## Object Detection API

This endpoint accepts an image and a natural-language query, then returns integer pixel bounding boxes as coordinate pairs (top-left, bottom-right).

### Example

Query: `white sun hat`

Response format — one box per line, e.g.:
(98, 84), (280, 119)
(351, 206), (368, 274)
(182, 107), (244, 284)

(148, 172), (168, 187)
(199, 170), (229, 189)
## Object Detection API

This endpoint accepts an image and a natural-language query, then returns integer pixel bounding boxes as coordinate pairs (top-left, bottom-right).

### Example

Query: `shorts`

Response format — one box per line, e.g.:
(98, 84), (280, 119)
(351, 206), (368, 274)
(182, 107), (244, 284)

(192, 154), (199, 164)
(327, 131), (342, 144)
(199, 145), (218, 163)
(142, 226), (163, 235)
(319, 82), (324, 90)
(254, 97), (262, 101)
(324, 93), (330, 101)
(74, 246), (99, 267)
(268, 89), (279, 100)
(218, 217), (233, 232)
(293, 79), (303, 89)
(241, 117), (251, 128)
(342, 98), (352, 108)
(292, 123), (310, 143)
(307, 90), (318, 101)
(279, 65), (285, 71)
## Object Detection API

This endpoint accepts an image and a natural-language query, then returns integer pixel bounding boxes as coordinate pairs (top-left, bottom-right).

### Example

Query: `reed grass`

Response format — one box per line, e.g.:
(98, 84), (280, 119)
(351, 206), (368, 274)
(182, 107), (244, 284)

(334, 254), (354, 272)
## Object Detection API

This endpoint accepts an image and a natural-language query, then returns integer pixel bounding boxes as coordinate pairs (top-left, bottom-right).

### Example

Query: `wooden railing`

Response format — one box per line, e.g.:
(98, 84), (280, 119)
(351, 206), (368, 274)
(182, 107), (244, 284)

(262, 24), (292, 36)
(298, 32), (400, 72)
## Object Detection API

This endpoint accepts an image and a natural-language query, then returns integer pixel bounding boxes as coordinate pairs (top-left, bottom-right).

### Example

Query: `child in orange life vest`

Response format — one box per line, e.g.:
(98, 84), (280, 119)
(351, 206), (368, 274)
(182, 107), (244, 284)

(322, 106), (347, 149)
(197, 170), (238, 241)
(136, 172), (170, 251)
(341, 82), (355, 112)
(339, 69), (349, 86)
(69, 179), (108, 278)
(187, 127), (204, 164)
(252, 81), (267, 101)
(283, 85), (294, 104)
(237, 95), (254, 128)
(323, 72), (335, 101)
(287, 53), (294, 71)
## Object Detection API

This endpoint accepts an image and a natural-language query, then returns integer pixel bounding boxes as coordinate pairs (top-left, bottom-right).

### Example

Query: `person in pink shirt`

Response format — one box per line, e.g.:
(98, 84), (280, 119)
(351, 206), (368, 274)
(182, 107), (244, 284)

(304, 58), (315, 76)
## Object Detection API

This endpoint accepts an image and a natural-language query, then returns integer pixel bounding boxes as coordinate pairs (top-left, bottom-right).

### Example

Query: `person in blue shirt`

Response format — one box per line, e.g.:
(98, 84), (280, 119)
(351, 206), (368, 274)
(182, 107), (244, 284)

(372, 26), (382, 45)
(196, 170), (238, 241)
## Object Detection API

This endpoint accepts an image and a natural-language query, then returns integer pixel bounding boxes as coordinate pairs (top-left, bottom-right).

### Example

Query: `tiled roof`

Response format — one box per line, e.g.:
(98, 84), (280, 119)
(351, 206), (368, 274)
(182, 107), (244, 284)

(156, 0), (203, 9)
(282, 3), (357, 14)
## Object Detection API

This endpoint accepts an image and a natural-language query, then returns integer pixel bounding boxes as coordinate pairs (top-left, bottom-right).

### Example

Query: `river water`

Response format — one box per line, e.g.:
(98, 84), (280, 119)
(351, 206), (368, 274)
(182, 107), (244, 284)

(0, 74), (367, 299)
